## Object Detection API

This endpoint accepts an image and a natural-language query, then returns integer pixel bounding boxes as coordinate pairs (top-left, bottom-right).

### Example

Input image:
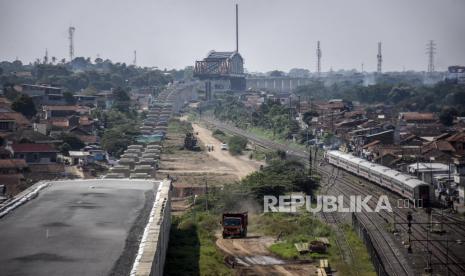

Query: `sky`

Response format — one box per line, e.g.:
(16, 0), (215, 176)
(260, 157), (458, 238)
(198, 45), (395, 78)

(0, 0), (464, 72)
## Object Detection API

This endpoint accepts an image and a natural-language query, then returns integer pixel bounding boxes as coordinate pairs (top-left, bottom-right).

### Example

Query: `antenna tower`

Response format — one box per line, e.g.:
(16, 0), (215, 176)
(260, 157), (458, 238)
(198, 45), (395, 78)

(426, 40), (436, 73)
(377, 42), (382, 74)
(68, 26), (75, 61)
(133, 50), (137, 66)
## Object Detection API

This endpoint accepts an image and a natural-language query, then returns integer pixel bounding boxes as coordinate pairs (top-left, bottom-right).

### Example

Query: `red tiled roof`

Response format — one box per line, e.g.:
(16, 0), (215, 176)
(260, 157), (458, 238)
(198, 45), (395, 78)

(11, 144), (58, 153)
(49, 118), (69, 128)
(0, 174), (24, 186)
(77, 135), (98, 144)
(0, 159), (28, 169)
(0, 112), (30, 126)
(422, 140), (456, 153)
(401, 112), (436, 122)
(446, 132), (465, 143)
(363, 140), (381, 149)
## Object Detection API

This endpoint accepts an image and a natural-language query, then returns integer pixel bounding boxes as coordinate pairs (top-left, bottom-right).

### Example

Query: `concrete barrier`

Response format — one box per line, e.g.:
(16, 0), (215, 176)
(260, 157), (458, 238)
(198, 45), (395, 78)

(130, 179), (171, 276)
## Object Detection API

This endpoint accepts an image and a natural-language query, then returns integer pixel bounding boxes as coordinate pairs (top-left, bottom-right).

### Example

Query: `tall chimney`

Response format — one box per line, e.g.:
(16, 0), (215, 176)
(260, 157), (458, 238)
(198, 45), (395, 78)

(236, 4), (239, 52)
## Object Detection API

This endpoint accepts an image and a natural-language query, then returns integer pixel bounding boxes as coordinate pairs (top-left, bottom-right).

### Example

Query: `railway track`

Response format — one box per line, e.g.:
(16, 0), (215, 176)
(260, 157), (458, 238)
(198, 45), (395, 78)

(321, 164), (465, 276)
(200, 117), (465, 275)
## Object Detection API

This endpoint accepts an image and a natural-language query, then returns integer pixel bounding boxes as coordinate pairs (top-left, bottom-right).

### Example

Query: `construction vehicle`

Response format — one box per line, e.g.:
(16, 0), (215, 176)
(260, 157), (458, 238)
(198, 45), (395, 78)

(184, 132), (200, 151)
(222, 212), (248, 238)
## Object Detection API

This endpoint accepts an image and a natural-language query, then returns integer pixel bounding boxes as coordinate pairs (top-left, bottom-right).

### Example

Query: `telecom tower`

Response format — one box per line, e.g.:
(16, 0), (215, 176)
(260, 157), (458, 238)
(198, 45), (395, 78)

(377, 42), (382, 74)
(68, 26), (75, 62)
(426, 40), (436, 73)
(133, 50), (137, 66)
(316, 41), (322, 76)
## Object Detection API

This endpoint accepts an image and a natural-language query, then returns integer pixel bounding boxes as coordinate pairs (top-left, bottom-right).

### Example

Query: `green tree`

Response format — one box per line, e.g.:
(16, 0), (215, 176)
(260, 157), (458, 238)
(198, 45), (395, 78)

(11, 94), (37, 118)
(60, 133), (85, 150)
(112, 87), (131, 113)
(439, 107), (458, 126)
(63, 91), (76, 104)
(228, 135), (248, 155)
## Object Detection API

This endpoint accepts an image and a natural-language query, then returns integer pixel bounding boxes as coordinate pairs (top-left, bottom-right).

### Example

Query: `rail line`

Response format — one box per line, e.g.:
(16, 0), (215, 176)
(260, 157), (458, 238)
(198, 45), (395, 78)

(200, 117), (413, 275)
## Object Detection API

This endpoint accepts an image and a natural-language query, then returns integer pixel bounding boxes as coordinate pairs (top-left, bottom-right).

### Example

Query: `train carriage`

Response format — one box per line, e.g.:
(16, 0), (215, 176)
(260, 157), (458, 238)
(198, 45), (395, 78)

(326, 150), (432, 205)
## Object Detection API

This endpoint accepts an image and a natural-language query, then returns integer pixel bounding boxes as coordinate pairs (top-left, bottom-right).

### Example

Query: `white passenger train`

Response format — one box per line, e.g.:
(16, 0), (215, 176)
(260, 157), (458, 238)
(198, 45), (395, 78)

(326, 150), (433, 206)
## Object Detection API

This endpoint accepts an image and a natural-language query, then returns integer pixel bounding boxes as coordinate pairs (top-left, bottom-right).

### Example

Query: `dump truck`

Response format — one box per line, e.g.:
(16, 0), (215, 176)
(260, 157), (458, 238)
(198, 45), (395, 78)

(222, 212), (248, 238)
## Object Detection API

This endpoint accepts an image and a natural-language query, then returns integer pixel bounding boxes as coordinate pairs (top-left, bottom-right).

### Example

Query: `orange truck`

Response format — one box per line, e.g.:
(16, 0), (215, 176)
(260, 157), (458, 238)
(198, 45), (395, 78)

(222, 212), (248, 238)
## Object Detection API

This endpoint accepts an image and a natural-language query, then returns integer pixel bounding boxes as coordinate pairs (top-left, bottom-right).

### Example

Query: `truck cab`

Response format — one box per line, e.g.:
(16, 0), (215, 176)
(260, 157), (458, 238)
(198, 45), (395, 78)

(222, 212), (248, 238)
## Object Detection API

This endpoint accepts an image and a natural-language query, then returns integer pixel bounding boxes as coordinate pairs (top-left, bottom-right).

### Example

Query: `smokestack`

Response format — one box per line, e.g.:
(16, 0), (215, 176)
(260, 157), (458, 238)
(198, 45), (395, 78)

(236, 4), (239, 52)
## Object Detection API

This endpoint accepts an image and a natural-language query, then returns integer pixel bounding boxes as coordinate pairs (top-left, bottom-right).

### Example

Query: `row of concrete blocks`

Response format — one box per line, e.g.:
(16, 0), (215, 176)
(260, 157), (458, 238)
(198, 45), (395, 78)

(105, 143), (163, 179)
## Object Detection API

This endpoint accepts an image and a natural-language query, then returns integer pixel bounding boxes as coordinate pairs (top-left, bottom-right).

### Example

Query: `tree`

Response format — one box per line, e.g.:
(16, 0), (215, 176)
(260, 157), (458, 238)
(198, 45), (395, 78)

(11, 94), (37, 118)
(228, 136), (248, 155)
(63, 91), (76, 104)
(60, 133), (85, 150)
(269, 70), (285, 77)
(112, 87), (131, 113)
(439, 107), (458, 126)
(303, 110), (319, 125)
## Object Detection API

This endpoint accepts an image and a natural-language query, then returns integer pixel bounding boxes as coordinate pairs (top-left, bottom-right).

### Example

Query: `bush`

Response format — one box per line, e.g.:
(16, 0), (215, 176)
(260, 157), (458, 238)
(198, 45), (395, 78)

(212, 129), (225, 136)
(228, 135), (248, 155)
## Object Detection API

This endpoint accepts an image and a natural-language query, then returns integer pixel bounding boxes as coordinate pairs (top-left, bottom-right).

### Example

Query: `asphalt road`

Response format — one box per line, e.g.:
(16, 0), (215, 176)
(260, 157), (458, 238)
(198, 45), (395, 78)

(0, 179), (158, 276)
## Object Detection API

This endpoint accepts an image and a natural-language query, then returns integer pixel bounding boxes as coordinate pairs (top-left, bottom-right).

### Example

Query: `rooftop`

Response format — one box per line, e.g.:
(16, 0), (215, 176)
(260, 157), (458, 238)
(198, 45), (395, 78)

(10, 143), (58, 153)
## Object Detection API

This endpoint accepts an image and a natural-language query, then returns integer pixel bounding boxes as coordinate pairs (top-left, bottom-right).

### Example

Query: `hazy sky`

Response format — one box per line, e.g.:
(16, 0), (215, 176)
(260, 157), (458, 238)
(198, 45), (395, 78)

(1, 0), (464, 72)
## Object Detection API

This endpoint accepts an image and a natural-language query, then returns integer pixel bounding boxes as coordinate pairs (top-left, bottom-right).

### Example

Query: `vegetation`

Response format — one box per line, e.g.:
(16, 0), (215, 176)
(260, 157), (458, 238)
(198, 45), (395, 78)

(214, 96), (299, 140)
(165, 213), (233, 276)
(227, 135), (247, 155)
(11, 94), (37, 118)
(0, 58), (176, 94)
(295, 79), (465, 114)
(95, 104), (141, 158)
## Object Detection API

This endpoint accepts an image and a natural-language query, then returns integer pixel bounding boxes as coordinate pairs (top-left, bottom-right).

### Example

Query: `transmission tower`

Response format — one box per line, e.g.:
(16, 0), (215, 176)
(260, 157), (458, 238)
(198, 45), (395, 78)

(426, 40), (436, 73)
(316, 41), (322, 76)
(68, 26), (75, 61)
(133, 50), (137, 66)
(377, 42), (382, 74)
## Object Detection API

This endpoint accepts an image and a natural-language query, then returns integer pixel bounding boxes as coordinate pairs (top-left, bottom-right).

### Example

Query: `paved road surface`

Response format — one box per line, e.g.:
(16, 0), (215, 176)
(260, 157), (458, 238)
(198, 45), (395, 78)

(0, 179), (158, 276)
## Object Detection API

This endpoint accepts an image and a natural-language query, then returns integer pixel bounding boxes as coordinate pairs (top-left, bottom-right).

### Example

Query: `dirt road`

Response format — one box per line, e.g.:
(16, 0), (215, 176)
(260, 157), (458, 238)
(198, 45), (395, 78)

(216, 234), (316, 276)
(190, 121), (262, 179)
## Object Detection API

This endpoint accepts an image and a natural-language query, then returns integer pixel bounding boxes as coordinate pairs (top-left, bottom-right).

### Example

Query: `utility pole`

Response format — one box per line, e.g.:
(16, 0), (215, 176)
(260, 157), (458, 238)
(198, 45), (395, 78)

(426, 40), (436, 74)
(308, 148), (313, 177)
(204, 176), (208, 211)
(377, 42), (382, 74)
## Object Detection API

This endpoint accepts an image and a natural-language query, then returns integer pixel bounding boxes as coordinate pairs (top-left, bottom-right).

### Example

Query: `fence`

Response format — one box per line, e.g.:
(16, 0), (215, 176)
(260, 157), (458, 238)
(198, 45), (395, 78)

(352, 213), (389, 276)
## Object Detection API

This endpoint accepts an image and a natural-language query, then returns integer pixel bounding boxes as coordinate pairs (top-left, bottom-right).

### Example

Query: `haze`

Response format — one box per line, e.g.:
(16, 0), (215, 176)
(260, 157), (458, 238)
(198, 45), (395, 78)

(0, 0), (464, 72)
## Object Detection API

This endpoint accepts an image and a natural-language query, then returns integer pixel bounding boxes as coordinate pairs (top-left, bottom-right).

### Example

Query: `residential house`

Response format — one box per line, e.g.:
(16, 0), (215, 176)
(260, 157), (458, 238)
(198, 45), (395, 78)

(6, 143), (58, 164)
(0, 159), (28, 197)
(0, 108), (30, 133)
(42, 105), (91, 119)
